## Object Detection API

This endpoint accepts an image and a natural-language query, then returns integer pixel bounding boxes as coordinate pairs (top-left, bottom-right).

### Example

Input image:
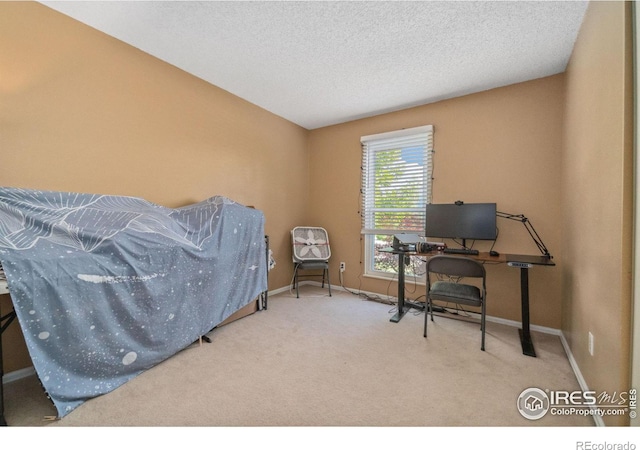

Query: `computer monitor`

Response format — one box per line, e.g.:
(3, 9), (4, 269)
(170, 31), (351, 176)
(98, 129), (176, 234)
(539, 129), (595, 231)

(425, 202), (497, 242)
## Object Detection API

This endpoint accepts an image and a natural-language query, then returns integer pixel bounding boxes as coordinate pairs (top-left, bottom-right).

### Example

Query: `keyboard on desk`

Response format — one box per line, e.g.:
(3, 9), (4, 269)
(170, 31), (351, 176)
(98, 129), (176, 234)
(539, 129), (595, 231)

(443, 248), (479, 255)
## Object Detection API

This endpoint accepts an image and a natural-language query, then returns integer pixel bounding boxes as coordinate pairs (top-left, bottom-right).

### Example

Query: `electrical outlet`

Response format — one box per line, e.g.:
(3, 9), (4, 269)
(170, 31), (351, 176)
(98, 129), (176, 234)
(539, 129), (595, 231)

(340, 262), (346, 272)
(588, 332), (594, 356)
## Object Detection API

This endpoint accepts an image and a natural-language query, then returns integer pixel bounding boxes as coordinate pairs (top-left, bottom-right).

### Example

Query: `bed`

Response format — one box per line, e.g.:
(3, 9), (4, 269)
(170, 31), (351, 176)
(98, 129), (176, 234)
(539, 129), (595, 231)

(0, 187), (268, 419)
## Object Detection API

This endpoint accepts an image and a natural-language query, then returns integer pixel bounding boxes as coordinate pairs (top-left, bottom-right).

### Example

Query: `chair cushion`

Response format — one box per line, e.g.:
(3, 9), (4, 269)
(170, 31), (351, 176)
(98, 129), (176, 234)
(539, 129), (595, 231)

(430, 281), (482, 306)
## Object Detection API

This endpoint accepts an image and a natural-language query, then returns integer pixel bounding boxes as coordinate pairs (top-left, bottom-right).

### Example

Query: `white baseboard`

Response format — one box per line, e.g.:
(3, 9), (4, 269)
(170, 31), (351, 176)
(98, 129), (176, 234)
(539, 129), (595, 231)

(5, 281), (599, 428)
(294, 280), (600, 425)
(268, 285), (294, 296)
(2, 289), (293, 385)
(558, 332), (603, 426)
(296, 280), (562, 334)
(2, 365), (35, 384)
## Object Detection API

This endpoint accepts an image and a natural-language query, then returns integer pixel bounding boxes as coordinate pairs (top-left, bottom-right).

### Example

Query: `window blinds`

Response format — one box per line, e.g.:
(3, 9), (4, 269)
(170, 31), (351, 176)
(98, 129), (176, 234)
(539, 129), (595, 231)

(360, 125), (433, 235)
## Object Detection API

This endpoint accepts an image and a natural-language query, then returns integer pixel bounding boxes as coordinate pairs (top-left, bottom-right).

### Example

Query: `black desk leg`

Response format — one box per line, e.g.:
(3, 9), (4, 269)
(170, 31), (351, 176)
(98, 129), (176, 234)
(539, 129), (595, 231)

(518, 267), (536, 357)
(390, 254), (408, 323)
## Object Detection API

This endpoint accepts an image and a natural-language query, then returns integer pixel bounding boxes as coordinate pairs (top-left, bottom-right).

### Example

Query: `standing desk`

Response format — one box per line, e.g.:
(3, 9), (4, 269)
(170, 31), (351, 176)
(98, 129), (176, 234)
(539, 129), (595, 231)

(382, 248), (555, 357)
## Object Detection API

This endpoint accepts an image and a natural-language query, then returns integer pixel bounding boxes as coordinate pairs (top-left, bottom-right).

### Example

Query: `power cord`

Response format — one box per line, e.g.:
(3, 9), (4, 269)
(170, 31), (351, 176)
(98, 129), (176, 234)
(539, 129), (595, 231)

(338, 267), (396, 305)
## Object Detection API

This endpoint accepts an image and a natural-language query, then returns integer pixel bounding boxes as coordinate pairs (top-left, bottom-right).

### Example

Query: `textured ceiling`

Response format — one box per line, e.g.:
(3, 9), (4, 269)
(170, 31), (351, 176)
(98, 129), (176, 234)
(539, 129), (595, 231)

(41, 1), (589, 130)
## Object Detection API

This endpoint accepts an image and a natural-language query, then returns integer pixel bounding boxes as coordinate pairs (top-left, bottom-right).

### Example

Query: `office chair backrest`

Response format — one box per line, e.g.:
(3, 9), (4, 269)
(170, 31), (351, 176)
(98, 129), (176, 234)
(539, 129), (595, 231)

(424, 255), (487, 350)
(426, 255), (485, 279)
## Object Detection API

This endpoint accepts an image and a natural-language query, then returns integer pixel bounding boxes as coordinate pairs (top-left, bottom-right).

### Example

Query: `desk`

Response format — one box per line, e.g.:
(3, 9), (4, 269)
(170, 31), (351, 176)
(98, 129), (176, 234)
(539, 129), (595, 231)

(382, 248), (555, 357)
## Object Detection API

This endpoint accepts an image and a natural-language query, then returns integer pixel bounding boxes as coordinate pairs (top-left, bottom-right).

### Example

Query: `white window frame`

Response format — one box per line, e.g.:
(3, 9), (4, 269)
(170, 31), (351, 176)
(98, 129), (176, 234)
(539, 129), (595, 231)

(360, 125), (434, 281)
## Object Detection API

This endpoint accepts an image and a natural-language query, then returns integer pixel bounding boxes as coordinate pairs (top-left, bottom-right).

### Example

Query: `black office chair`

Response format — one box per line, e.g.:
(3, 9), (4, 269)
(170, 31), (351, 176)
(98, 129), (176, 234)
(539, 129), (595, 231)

(424, 255), (487, 351)
(291, 227), (332, 298)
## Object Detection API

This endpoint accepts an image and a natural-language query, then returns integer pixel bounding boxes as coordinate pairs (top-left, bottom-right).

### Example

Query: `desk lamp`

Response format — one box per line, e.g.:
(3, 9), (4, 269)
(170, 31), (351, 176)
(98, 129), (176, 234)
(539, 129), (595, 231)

(496, 211), (552, 259)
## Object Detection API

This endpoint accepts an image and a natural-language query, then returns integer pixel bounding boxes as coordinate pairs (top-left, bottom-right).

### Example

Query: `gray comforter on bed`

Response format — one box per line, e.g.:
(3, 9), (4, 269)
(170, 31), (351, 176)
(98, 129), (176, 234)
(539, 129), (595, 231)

(0, 187), (267, 418)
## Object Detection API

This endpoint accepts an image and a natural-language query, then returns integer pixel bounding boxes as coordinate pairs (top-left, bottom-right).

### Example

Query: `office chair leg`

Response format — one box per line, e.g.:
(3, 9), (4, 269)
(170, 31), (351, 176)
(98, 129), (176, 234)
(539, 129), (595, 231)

(423, 316), (427, 338)
(423, 299), (428, 338)
(481, 302), (486, 351)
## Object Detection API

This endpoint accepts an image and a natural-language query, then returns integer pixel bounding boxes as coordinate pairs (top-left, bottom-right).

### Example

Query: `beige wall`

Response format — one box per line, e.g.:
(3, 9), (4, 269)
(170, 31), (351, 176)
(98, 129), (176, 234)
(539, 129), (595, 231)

(0, 2), (635, 429)
(308, 2), (635, 427)
(308, 75), (565, 328)
(0, 2), (310, 372)
(562, 1), (633, 426)
(0, 2), (312, 287)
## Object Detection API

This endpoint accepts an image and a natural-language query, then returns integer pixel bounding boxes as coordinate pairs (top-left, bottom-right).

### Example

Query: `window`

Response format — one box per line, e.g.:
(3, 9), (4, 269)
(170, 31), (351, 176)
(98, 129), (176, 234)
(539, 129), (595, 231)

(360, 125), (434, 280)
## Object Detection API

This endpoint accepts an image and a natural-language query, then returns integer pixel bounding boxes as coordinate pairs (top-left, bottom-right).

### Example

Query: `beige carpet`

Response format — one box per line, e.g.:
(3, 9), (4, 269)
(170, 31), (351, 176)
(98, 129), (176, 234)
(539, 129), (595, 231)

(4, 285), (593, 427)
